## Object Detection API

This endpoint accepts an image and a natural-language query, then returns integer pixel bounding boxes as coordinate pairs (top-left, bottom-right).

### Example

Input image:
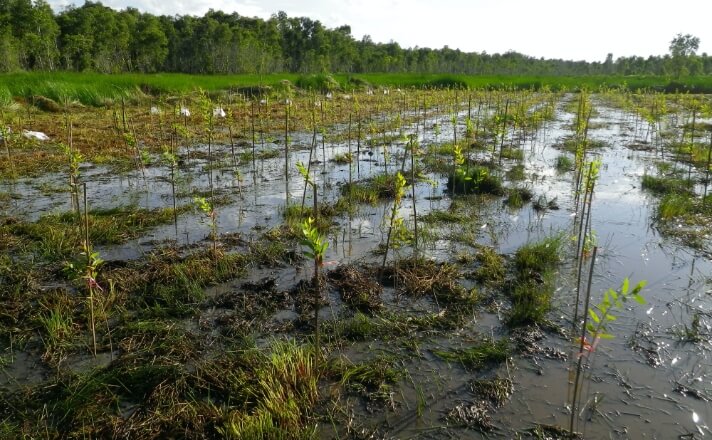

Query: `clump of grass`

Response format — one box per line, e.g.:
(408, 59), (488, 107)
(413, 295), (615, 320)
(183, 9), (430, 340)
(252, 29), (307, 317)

(383, 257), (474, 303)
(508, 235), (563, 326)
(248, 227), (301, 266)
(332, 152), (353, 164)
(448, 165), (504, 196)
(505, 186), (533, 208)
(419, 209), (465, 224)
(7, 205), (192, 260)
(508, 273), (555, 326)
(295, 73), (341, 91)
(472, 247), (506, 286)
(328, 264), (382, 312)
(555, 154), (573, 172)
(238, 148), (281, 162)
(469, 377), (514, 408)
(514, 235), (562, 274)
(506, 164), (526, 181)
(341, 173), (406, 204)
(222, 340), (320, 437)
(500, 147), (524, 161)
(330, 355), (402, 397)
(337, 312), (379, 341)
(32, 95), (62, 112)
(560, 137), (607, 153)
(657, 193), (695, 220)
(107, 247), (248, 316)
(433, 338), (510, 370)
(641, 174), (692, 195)
(446, 401), (493, 431)
(37, 306), (74, 354)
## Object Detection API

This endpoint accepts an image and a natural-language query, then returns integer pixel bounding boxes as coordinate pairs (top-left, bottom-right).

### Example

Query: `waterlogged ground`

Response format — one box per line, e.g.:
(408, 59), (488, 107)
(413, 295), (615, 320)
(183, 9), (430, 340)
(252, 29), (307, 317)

(1, 90), (711, 439)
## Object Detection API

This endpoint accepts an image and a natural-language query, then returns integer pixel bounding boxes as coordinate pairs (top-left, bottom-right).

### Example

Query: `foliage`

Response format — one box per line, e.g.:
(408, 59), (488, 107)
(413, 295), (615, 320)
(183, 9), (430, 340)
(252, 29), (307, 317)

(0, 1), (711, 81)
(300, 217), (328, 264)
(586, 278), (646, 341)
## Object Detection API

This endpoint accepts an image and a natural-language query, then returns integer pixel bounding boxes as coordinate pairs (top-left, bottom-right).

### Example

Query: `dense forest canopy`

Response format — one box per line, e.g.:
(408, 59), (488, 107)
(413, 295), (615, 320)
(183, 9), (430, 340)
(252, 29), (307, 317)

(1, 0), (711, 76)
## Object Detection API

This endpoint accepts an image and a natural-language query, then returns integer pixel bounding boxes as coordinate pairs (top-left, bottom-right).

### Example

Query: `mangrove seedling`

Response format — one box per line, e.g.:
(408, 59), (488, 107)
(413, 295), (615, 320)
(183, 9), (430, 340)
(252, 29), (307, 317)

(569, 274), (646, 435)
(59, 141), (83, 221)
(382, 172), (410, 268)
(194, 196), (218, 256)
(161, 147), (179, 237)
(300, 216), (329, 360)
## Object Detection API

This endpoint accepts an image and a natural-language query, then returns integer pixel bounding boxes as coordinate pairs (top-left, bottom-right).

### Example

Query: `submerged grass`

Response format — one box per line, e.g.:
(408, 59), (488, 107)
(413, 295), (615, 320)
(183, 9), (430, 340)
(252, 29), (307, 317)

(433, 338), (510, 370)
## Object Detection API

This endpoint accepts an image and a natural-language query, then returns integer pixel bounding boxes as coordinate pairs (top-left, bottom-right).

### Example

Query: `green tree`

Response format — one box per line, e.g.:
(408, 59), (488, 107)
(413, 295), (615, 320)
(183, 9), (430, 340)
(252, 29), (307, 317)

(131, 13), (168, 72)
(669, 33), (700, 78)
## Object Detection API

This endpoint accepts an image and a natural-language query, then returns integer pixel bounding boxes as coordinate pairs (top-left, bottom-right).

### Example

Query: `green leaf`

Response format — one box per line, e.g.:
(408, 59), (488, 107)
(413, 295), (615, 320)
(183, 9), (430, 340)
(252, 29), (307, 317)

(605, 314), (617, 321)
(588, 309), (600, 324)
(632, 280), (647, 295)
(598, 333), (615, 340)
(633, 294), (646, 305)
(621, 278), (630, 295)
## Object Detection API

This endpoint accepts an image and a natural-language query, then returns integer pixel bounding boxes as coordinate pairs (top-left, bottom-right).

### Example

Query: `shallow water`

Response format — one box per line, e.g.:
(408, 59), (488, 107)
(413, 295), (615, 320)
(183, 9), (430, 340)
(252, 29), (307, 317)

(2, 93), (711, 438)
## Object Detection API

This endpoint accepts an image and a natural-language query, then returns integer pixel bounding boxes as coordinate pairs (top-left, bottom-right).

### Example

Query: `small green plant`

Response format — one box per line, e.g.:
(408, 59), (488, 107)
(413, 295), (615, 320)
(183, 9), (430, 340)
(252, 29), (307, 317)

(569, 278), (646, 434)
(555, 154), (573, 172)
(59, 142), (83, 218)
(161, 147), (179, 235)
(38, 306), (73, 353)
(582, 230), (597, 257)
(300, 216), (329, 359)
(63, 237), (105, 356)
(448, 165), (503, 195)
(194, 196), (218, 255)
(300, 217), (328, 267)
(382, 172), (410, 267)
(452, 144), (470, 195)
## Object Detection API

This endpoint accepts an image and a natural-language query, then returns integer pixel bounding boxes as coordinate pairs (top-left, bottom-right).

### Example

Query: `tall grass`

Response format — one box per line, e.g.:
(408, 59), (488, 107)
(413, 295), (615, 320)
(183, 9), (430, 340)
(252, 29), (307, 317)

(4, 72), (712, 107)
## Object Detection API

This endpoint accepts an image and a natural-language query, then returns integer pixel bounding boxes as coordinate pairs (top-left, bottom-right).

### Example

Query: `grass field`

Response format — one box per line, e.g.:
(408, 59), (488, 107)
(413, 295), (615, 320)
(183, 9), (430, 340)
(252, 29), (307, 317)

(2, 71), (712, 107)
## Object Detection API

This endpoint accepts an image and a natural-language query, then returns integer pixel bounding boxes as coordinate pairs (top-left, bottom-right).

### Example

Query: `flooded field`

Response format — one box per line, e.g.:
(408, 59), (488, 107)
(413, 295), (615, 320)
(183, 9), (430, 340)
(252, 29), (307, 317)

(1, 88), (711, 439)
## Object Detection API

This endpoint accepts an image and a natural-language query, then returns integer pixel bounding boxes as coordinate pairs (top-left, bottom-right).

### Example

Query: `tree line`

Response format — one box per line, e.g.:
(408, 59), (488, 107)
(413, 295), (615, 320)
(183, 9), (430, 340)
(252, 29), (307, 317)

(1, 0), (710, 76)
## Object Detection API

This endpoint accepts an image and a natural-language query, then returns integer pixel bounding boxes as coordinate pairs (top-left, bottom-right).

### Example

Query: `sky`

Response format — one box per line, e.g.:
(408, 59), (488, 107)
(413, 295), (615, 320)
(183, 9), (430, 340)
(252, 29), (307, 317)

(46, 0), (712, 62)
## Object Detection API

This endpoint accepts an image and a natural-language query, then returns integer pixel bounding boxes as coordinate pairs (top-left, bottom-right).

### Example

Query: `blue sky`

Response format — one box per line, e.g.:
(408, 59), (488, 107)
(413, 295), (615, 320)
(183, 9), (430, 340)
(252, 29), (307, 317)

(47, 0), (712, 62)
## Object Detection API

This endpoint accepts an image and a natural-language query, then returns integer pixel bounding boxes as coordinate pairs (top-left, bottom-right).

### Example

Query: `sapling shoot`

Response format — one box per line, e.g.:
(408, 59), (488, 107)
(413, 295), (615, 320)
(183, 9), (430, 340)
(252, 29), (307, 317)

(300, 216), (328, 363)
(569, 267), (646, 435)
(194, 196), (218, 256)
(382, 172), (410, 268)
(162, 147), (179, 237)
